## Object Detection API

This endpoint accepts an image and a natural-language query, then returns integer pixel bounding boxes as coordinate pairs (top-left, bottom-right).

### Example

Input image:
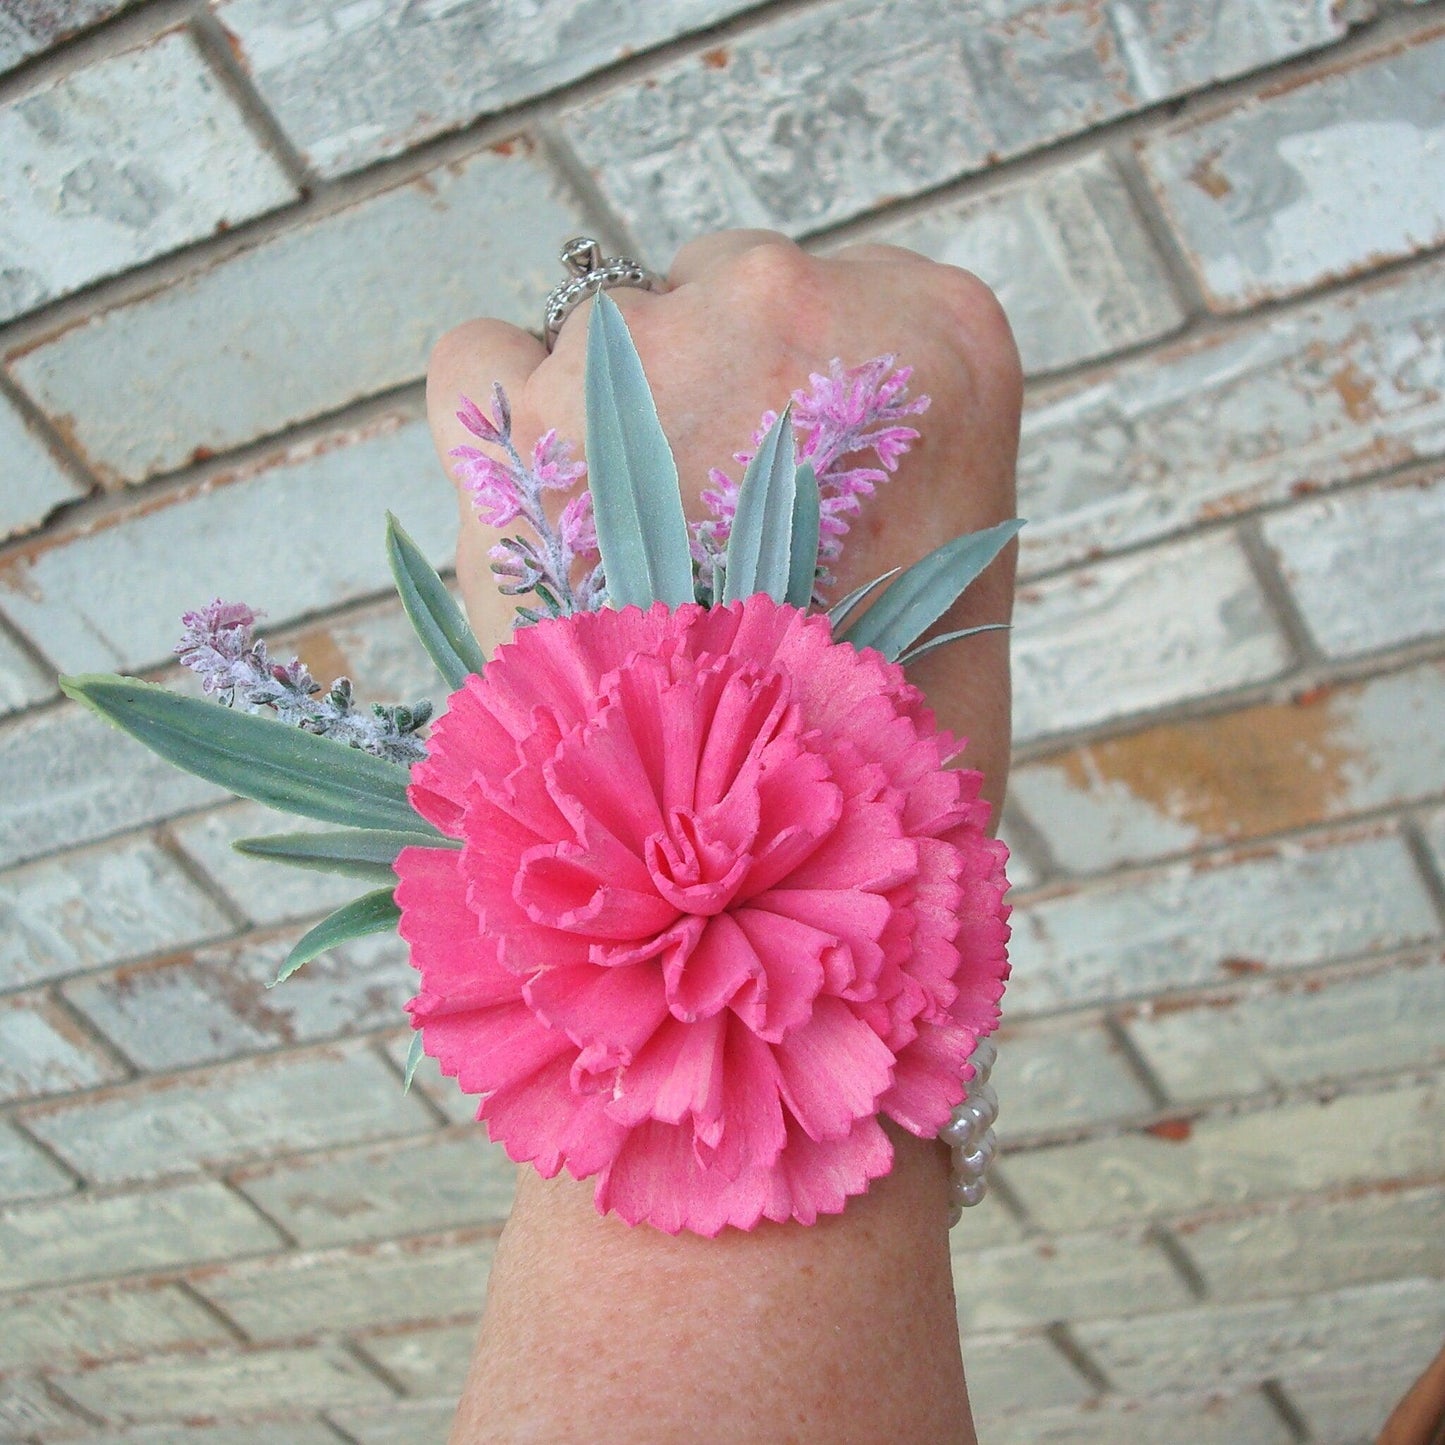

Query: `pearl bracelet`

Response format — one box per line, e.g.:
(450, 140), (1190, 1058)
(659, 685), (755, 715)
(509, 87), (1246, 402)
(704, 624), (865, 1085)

(941, 1037), (999, 1227)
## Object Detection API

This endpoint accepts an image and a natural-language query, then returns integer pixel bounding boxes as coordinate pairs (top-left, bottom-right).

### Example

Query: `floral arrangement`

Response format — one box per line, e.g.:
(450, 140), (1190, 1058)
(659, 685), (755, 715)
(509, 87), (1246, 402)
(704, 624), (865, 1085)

(63, 296), (1015, 1235)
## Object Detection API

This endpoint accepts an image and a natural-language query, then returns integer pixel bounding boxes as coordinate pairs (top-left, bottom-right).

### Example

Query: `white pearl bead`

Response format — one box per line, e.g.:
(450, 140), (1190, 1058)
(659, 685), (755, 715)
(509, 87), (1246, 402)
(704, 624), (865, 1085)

(941, 1112), (977, 1149)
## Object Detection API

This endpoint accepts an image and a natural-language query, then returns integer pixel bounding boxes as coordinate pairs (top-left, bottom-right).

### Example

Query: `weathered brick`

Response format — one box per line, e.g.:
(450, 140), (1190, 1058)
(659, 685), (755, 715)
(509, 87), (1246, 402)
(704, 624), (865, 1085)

(1006, 826), (1438, 1014)
(71, 1426), (347, 1445)
(953, 1227), (1193, 1333)
(1123, 951), (1445, 1105)
(192, 1231), (493, 1339)
(0, 1281), (229, 1370)
(1171, 1184), (1445, 1303)
(0, 386), (86, 542)
(0, 1180), (281, 1292)
(963, 1331), (1093, 1418)
(1282, 1359), (1434, 1445)
(0, 29), (297, 324)
(1139, 29), (1445, 310)
(0, 1375), (88, 1436)
(233, 1130), (514, 1249)
(0, 1), (136, 73)
(215, 0), (767, 178)
(54, 1343), (393, 1423)
(0, 415), (454, 674)
(0, 1119), (74, 1204)
(991, 1015), (1156, 1138)
(1427, 804), (1445, 879)
(1017, 259), (1445, 576)
(1012, 531), (1290, 744)
(1009, 661), (1445, 874)
(19, 1042), (436, 1184)
(7, 145), (587, 485)
(0, 991), (124, 1100)
(0, 618), (55, 716)
(0, 705), (224, 872)
(845, 152), (1184, 375)
(382, 1030), (477, 1128)
(948, 1190), (1028, 1249)
(1074, 1277), (1445, 1395)
(562, 0), (1358, 257)
(0, 832), (232, 986)
(353, 1321), (474, 1399)
(1262, 470), (1445, 659)
(999, 1076), (1445, 1233)
(982, 1388), (1292, 1445)
(326, 1399), (457, 1445)
(63, 925), (414, 1071)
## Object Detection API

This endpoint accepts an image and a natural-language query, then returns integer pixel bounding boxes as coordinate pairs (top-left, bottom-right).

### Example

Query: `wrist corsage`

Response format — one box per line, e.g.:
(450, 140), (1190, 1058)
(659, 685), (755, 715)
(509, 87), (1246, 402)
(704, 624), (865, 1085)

(64, 294), (1014, 1236)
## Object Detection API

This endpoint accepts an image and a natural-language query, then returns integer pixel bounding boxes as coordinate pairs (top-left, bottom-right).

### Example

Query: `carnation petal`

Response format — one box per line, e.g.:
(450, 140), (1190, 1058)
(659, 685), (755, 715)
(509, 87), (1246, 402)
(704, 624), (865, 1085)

(773, 996), (895, 1142)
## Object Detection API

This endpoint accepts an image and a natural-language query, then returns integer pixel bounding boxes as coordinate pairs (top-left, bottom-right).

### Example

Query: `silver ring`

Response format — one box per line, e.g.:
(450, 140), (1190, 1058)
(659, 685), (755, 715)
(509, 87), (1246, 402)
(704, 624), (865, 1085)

(543, 236), (664, 350)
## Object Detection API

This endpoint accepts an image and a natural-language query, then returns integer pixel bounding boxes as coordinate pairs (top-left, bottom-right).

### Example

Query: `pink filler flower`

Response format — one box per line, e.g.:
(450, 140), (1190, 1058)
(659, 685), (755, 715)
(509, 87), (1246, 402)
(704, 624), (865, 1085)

(396, 596), (1010, 1235)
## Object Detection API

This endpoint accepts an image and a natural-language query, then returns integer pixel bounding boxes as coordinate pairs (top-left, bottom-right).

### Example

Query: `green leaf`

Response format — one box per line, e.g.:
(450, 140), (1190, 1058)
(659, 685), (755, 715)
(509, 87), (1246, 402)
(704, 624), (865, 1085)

(840, 519), (1024, 661)
(825, 568), (900, 631)
(386, 512), (487, 690)
(60, 675), (435, 836)
(584, 292), (694, 610)
(897, 623), (1011, 666)
(233, 827), (454, 881)
(271, 887), (401, 985)
(724, 406), (797, 605)
(403, 1031), (425, 1093)
(786, 461), (821, 609)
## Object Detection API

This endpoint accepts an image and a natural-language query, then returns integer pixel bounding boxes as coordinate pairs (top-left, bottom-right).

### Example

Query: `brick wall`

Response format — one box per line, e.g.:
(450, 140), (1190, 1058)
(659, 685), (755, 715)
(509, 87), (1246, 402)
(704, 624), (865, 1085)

(1, 2), (1442, 1441)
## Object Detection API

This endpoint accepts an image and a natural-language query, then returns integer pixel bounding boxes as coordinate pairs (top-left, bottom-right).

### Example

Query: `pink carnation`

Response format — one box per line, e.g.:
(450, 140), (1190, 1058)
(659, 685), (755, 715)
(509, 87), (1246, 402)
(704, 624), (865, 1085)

(396, 596), (1009, 1235)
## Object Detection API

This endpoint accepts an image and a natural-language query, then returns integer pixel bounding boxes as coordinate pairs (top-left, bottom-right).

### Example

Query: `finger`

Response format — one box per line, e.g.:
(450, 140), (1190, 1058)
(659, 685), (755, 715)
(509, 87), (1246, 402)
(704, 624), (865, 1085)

(667, 229), (796, 287)
(545, 278), (666, 366)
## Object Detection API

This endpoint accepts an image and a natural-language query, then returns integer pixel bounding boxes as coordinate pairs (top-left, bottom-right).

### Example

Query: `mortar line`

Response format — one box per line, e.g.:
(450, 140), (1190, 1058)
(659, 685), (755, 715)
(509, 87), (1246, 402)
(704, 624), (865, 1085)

(150, 823), (253, 935)
(1043, 1322), (1112, 1394)
(173, 1275), (253, 1344)
(1401, 814), (1445, 929)
(1238, 517), (1324, 669)
(42, 986), (140, 1084)
(1102, 1015), (1171, 1111)
(1148, 1220), (1210, 1301)
(1261, 1379), (1313, 1442)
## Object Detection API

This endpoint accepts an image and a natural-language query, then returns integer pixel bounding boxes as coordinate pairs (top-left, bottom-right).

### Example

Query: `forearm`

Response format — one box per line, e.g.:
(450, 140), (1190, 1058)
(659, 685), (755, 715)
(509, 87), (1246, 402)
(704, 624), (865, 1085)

(451, 1127), (975, 1445)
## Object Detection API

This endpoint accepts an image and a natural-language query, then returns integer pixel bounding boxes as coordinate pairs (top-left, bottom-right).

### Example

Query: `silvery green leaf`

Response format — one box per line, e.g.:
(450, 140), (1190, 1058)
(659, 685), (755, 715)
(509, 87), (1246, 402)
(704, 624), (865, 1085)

(233, 827), (454, 880)
(840, 519), (1023, 661)
(403, 1031), (425, 1093)
(724, 406), (797, 605)
(271, 887), (400, 985)
(584, 292), (693, 609)
(61, 675), (435, 836)
(786, 461), (820, 609)
(386, 512), (487, 690)
(825, 568), (900, 631)
(897, 623), (1011, 666)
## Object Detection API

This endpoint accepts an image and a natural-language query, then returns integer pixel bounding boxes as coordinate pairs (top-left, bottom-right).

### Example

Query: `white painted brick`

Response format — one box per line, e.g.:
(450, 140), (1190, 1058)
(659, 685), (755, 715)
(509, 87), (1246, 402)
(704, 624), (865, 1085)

(0, 415), (454, 674)
(1427, 804), (1445, 879)
(1283, 1360), (1434, 1445)
(0, 1375), (88, 1436)
(1012, 531), (1290, 744)
(1172, 1184), (1445, 1303)
(562, 0), (1355, 257)
(983, 1388), (1293, 1445)
(0, 705), (224, 872)
(1140, 30), (1445, 310)
(1010, 661), (1445, 874)
(995, 812), (1042, 892)
(853, 153), (1184, 375)
(232, 1130), (514, 1249)
(0, 1), (135, 73)
(948, 1189), (1029, 1250)
(216, 0), (767, 178)
(63, 925), (414, 1071)
(19, 1042), (436, 1184)
(70, 1425), (345, 1445)
(1017, 259), (1445, 576)
(0, 1281), (229, 1370)
(0, 29), (297, 324)
(0, 991), (124, 1100)
(192, 1232), (493, 1339)
(1262, 471), (1445, 659)
(1007, 826), (1437, 1015)
(326, 1400), (456, 1445)
(54, 1343), (393, 1423)
(353, 1322), (474, 1399)
(999, 1076), (1445, 1233)
(991, 1016), (1156, 1137)
(963, 1331), (1093, 1418)
(0, 832), (232, 986)
(0, 1179), (281, 1292)
(0, 619), (55, 715)
(8, 145), (587, 485)
(0, 1119), (74, 1203)
(953, 1227), (1193, 1332)
(1124, 952), (1445, 1105)
(0, 387), (86, 542)
(1074, 1277), (1445, 1395)
(382, 1030), (477, 1128)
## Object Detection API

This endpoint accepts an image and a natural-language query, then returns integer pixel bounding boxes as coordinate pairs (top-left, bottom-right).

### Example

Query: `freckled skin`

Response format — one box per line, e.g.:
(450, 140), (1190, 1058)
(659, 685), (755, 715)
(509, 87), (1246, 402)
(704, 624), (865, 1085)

(424, 231), (1021, 1445)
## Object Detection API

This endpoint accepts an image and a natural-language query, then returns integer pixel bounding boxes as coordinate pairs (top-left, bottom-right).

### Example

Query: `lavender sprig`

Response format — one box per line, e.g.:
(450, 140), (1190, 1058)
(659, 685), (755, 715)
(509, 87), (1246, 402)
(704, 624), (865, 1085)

(175, 600), (430, 765)
(450, 384), (602, 619)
